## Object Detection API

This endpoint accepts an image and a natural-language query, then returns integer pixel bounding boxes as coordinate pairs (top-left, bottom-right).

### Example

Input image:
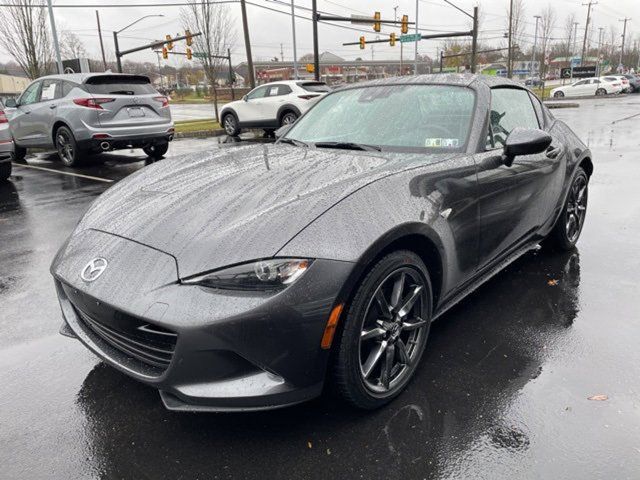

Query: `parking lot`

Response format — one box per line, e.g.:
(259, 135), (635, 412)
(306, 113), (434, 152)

(1, 94), (639, 479)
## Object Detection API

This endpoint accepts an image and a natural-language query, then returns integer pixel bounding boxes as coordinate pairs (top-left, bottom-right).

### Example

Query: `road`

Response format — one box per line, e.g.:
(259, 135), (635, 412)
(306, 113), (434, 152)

(1, 96), (639, 479)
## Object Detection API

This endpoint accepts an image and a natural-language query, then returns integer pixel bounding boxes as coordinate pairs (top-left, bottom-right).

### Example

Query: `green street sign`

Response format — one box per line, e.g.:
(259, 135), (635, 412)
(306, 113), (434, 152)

(400, 34), (421, 43)
(193, 52), (207, 58)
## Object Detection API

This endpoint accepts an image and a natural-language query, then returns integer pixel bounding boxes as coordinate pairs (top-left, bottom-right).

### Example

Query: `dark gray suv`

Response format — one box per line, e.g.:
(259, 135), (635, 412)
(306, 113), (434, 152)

(5, 73), (174, 166)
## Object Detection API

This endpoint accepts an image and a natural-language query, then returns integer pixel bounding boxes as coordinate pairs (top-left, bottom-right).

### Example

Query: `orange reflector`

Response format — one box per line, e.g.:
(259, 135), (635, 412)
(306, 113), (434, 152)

(321, 304), (344, 350)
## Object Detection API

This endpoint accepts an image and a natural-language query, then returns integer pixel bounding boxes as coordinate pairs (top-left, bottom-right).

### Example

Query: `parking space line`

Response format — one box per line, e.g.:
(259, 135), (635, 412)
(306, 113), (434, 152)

(12, 163), (114, 183)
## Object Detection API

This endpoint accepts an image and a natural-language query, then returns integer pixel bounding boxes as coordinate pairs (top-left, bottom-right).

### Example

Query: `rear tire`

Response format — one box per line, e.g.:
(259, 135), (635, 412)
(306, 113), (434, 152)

(0, 161), (11, 181)
(222, 113), (240, 137)
(595, 88), (606, 96)
(280, 111), (298, 127)
(11, 144), (26, 162)
(143, 142), (169, 160)
(331, 250), (432, 409)
(545, 167), (589, 251)
(55, 126), (83, 167)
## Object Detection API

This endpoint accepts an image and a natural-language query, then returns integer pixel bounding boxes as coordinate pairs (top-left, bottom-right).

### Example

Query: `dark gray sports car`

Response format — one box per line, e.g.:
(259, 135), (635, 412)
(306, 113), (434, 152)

(51, 75), (592, 411)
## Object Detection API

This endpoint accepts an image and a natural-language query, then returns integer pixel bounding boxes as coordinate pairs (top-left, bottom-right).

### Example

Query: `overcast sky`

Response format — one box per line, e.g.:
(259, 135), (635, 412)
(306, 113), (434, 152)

(1, 0), (639, 68)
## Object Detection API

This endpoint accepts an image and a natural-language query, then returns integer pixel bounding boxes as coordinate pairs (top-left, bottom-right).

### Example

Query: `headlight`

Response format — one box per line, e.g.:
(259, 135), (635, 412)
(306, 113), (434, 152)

(182, 258), (313, 291)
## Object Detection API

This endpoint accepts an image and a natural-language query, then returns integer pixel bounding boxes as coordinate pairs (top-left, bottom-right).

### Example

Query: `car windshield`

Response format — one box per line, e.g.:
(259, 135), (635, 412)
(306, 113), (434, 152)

(283, 84), (475, 152)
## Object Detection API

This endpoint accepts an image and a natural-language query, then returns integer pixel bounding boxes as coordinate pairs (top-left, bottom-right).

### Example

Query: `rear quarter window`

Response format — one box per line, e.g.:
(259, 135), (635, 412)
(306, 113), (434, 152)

(83, 75), (157, 95)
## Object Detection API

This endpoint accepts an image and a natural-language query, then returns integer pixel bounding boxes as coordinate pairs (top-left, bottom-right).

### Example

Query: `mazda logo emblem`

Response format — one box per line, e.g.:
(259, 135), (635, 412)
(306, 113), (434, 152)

(80, 258), (108, 282)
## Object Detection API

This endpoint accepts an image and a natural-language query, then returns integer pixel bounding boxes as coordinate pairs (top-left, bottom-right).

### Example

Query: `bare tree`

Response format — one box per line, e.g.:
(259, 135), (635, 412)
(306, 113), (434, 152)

(506, 0), (526, 59)
(562, 13), (577, 63)
(0, 0), (52, 79)
(181, 0), (235, 120)
(60, 31), (87, 60)
(538, 4), (556, 95)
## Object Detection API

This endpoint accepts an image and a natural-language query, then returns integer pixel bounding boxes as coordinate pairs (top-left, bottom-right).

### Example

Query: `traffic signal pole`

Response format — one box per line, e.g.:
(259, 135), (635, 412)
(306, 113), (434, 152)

(312, 0), (320, 81)
(240, 0), (256, 88)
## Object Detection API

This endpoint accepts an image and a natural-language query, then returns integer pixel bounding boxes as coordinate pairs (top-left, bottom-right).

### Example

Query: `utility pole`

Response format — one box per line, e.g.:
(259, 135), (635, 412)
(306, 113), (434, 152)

(619, 17), (630, 70)
(581, 1), (597, 66)
(46, 0), (63, 74)
(96, 10), (107, 71)
(570, 21), (579, 79)
(470, 6), (478, 73)
(531, 15), (540, 78)
(312, 0), (320, 81)
(414, 0), (419, 74)
(280, 43), (284, 62)
(155, 51), (164, 90)
(240, 0), (255, 88)
(290, 0), (299, 80)
(507, 0), (513, 78)
(394, 6), (403, 75)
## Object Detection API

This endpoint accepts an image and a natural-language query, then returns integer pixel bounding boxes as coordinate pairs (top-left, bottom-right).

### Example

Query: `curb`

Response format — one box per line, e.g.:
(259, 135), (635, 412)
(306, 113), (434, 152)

(175, 129), (227, 139)
(544, 102), (579, 109)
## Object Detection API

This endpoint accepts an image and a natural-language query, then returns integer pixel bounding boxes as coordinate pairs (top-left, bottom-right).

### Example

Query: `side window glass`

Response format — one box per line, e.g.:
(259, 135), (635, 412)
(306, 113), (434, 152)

(19, 82), (40, 105)
(267, 85), (280, 97)
(57, 81), (74, 99)
(246, 86), (268, 100)
(278, 85), (292, 96)
(40, 80), (57, 101)
(486, 88), (539, 149)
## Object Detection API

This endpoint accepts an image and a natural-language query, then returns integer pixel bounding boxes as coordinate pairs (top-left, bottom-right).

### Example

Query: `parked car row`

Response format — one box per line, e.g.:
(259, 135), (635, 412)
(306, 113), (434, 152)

(550, 76), (631, 98)
(0, 73), (174, 175)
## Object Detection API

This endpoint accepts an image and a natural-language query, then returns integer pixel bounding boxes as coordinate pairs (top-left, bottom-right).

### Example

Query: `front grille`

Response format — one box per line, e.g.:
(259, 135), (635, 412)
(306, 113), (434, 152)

(75, 307), (177, 373)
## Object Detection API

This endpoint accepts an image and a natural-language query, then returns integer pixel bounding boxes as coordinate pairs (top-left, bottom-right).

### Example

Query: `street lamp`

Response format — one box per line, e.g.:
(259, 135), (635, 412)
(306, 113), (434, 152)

(113, 14), (164, 73)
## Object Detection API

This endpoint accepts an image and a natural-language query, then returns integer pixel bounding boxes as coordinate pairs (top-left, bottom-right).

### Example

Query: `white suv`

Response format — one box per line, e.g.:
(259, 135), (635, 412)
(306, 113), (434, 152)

(220, 80), (330, 136)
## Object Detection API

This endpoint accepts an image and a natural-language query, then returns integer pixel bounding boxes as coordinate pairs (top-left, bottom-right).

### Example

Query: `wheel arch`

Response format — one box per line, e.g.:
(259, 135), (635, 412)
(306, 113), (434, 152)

(277, 104), (301, 123)
(578, 155), (593, 177)
(335, 222), (446, 318)
(51, 120), (71, 145)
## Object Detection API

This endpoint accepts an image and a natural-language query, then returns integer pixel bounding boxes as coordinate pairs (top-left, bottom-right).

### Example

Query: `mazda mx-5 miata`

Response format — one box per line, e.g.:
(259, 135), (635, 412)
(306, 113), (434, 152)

(51, 75), (592, 411)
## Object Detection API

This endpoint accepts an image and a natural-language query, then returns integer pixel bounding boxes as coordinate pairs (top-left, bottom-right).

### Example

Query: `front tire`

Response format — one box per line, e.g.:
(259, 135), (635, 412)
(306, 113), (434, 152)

(143, 142), (169, 160)
(546, 167), (589, 251)
(332, 250), (432, 409)
(0, 161), (11, 181)
(595, 88), (606, 96)
(280, 111), (298, 127)
(55, 126), (83, 167)
(222, 113), (240, 136)
(554, 91), (565, 98)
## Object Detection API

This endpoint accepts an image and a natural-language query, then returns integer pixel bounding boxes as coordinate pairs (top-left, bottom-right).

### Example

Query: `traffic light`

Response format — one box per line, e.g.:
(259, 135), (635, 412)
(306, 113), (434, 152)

(401, 15), (409, 34)
(306, 63), (314, 73)
(162, 46), (168, 59)
(185, 29), (193, 47)
(373, 11), (381, 32)
(359, 36), (366, 49)
(390, 33), (396, 46)
(186, 48), (192, 60)
(166, 34), (173, 50)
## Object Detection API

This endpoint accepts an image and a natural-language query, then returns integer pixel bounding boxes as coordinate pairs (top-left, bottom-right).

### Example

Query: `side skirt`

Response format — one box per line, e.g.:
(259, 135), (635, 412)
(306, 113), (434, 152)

(432, 240), (541, 322)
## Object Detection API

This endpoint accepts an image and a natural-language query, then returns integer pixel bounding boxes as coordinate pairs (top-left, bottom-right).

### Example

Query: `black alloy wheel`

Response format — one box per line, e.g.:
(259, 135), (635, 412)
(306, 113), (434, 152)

(332, 250), (432, 409)
(55, 126), (82, 167)
(143, 143), (169, 160)
(547, 167), (588, 250)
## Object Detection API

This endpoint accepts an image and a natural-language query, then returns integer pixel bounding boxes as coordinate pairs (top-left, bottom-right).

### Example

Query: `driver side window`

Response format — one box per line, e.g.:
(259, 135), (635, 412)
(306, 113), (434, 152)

(486, 88), (539, 150)
(19, 82), (41, 106)
(246, 86), (268, 100)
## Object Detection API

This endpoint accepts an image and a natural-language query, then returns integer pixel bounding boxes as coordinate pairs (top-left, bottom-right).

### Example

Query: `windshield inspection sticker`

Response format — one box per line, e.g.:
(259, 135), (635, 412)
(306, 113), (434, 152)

(425, 138), (460, 148)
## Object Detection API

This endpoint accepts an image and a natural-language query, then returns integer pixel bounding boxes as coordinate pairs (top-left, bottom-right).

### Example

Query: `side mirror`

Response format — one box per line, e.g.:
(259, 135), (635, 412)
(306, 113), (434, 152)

(275, 124), (292, 139)
(4, 98), (17, 108)
(502, 127), (552, 167)
(242, 95), (248, 102)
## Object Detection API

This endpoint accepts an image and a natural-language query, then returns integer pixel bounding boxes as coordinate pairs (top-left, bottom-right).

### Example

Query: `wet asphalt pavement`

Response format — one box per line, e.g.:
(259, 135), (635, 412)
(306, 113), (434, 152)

(1, 96), (640, 480)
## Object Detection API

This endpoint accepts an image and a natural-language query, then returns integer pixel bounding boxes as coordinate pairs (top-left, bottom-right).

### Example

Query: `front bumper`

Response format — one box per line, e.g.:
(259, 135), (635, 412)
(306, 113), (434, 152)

(52, 229), (353, 411)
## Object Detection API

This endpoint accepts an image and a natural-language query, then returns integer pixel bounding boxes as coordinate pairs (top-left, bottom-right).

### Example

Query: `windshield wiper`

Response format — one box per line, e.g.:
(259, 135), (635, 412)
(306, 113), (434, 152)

(313, 141), (382, 152)
(278, 137), (309, 148)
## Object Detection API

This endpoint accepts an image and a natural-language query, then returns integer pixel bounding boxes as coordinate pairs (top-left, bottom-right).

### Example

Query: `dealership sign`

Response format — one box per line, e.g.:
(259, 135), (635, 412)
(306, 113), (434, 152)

(561, 65), (597, 79)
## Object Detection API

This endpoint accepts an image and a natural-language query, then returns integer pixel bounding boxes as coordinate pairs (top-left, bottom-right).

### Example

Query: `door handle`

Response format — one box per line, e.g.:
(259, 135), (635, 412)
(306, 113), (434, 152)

(545, 145), (562, 159)
(49, 104), (57, 109)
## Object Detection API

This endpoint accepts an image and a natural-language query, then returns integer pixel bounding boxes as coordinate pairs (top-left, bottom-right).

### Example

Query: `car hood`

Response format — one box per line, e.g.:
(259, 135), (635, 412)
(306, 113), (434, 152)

(74, 144), (458, 278)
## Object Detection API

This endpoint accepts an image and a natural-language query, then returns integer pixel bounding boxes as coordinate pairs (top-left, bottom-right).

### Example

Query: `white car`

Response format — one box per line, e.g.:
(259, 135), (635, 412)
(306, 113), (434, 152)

(602, 75), (631, 93)
(220, 80), (330, 136)
(551, 77), (622, 98)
